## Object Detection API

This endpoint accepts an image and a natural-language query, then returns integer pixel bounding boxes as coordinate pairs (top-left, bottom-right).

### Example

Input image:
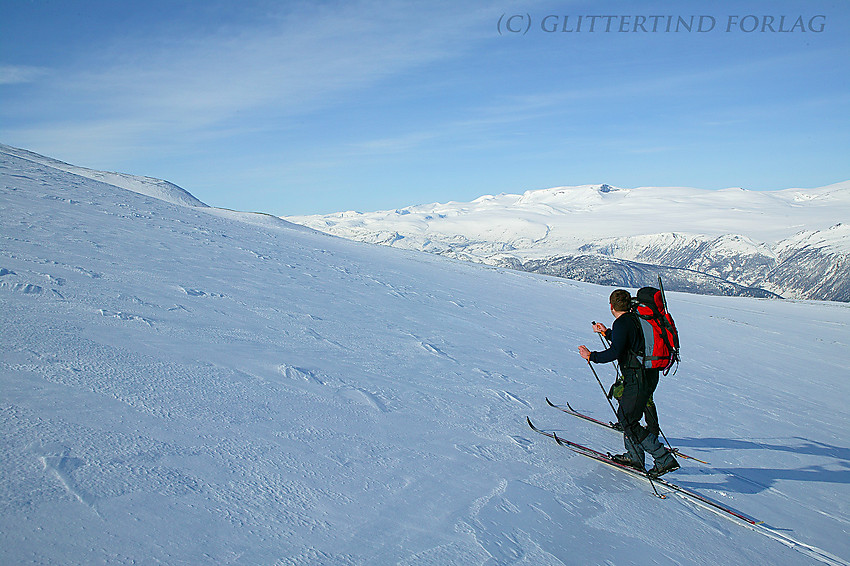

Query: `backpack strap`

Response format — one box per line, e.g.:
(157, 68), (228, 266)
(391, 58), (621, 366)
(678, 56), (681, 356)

(624, 312), (647, 372)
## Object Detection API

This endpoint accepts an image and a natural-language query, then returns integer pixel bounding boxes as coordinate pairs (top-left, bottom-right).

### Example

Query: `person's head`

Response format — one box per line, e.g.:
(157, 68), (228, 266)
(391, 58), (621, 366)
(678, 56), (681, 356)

(609, 289), (631, 314)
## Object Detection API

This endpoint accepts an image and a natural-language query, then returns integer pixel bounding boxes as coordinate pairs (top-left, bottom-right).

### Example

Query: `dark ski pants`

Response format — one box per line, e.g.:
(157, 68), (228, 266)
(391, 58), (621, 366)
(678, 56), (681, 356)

(617, 368), (674, 468)
(644, 396), (660, 437)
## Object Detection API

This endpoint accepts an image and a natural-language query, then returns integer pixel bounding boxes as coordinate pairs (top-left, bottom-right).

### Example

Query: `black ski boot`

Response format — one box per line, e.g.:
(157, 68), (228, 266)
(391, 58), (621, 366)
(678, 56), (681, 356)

(609, 453), (645, 471)
(647, 457), (680, 479)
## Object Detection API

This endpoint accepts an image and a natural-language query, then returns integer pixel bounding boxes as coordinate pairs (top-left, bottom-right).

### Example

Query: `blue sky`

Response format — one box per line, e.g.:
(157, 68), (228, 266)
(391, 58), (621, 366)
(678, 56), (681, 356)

(2, 1), (848, 215)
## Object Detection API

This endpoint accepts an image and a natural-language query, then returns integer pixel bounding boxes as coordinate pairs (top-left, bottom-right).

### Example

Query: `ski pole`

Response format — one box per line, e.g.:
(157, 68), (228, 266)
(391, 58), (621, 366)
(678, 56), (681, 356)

(586, 359), (663, 498)
(657, 275), (668, 311)
(592, 320), (608, 348)
(593, 323), (622, 380)
(586, 359), (618, 420)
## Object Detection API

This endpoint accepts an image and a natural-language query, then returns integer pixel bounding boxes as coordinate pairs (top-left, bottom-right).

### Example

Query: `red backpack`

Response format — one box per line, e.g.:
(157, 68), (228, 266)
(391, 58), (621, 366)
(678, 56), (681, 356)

(631, 286), (680, 375)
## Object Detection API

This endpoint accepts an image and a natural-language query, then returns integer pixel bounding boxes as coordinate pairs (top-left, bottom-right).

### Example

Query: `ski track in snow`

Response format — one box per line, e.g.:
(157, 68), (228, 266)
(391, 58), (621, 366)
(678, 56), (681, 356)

(2, 146), (850, 565)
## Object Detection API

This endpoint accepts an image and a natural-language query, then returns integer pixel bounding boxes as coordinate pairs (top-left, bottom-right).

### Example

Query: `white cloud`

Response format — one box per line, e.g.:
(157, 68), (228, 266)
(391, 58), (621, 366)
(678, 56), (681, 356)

(46, 1), (484, 134)
(0, 65), (48, 85)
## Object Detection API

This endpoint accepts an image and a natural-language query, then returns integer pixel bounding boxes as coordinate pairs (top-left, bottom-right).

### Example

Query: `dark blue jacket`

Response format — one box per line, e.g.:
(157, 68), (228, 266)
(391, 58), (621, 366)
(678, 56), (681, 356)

(589, 313), (643, 368)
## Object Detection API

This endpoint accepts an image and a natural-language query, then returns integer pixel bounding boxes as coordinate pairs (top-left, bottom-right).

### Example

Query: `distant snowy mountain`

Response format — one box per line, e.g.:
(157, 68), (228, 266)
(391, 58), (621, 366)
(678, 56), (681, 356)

(2, 144), (850, 564)
(287, 182), (850, 301)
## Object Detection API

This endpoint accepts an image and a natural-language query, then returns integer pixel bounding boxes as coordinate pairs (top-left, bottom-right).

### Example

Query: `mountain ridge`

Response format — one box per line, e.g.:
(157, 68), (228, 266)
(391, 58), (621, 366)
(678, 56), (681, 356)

(287, 182), (850, 301)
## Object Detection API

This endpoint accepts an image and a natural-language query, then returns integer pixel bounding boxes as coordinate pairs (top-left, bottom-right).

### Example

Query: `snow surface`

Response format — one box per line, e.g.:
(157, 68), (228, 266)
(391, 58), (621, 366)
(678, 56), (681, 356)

(2, 147), (850, 565)
(0, 143), (208, 208)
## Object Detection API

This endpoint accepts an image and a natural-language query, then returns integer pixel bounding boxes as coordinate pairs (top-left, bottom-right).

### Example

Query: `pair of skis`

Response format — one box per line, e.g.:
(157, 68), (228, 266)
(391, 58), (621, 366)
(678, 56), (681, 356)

(526, 407), (849, 566)
(526, 413), (760, 523)
(531, 399), (749, 514)
(545, 397), (709, 464)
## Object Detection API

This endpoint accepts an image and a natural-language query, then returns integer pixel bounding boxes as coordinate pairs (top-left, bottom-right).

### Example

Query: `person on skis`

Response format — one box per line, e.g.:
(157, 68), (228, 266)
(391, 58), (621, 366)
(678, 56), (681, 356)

(578, 289), (679, 478)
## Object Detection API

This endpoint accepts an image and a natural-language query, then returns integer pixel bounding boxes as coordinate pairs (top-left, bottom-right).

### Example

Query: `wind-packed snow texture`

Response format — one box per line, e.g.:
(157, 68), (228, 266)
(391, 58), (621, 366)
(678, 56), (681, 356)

(287, 182), (850, 301)
(2, 145), (850, 565)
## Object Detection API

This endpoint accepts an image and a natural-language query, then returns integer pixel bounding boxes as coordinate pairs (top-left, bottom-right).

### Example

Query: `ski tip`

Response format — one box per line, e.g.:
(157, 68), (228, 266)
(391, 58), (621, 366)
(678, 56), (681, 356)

(545, 397), (555, 407)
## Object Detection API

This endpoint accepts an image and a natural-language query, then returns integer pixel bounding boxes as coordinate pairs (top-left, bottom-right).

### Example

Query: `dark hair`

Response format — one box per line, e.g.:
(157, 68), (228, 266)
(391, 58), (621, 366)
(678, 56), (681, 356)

(609, 289), (631, 312)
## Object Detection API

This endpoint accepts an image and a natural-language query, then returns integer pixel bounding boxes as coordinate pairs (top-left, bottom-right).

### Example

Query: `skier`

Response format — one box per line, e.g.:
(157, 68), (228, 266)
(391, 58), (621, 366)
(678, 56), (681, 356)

(578, 289), (680, 478)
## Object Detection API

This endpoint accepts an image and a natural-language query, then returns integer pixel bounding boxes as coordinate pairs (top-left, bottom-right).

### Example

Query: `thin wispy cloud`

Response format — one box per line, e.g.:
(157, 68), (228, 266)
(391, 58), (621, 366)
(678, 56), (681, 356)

(0, 65), (48, 85)
(2, 1), (495, 173)
(40, 2), (480, 134)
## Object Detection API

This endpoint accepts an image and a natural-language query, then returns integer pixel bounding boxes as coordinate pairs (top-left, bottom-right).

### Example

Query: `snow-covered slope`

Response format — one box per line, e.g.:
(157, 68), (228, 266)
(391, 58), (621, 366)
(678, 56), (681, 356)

(2, 147), (850, 565)
(0, 143), (312, 234)
(287, 182), (850, 301)
(0, 143), (208, 208)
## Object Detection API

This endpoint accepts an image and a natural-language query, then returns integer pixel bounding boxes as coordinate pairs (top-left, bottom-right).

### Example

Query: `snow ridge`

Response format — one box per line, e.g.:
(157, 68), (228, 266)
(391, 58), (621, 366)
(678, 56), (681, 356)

(0, 144), (312, 234)
(0, 144), (208, 208)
